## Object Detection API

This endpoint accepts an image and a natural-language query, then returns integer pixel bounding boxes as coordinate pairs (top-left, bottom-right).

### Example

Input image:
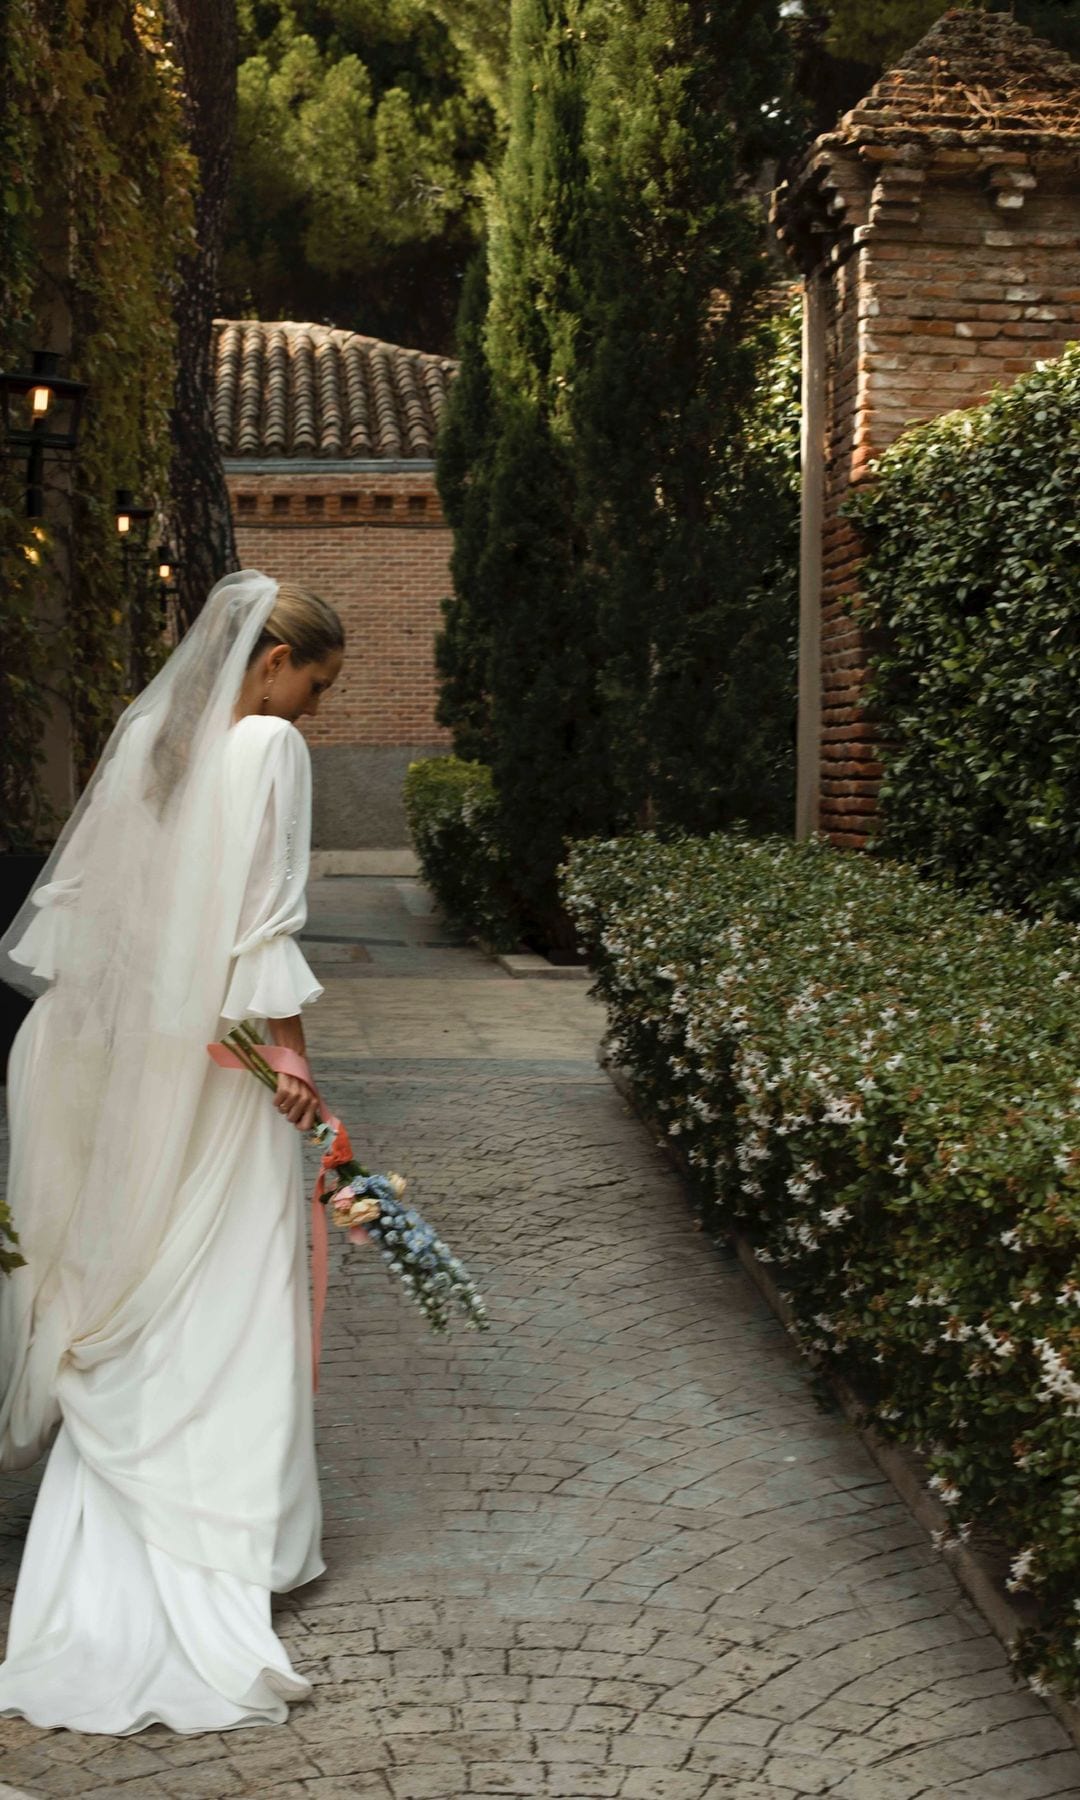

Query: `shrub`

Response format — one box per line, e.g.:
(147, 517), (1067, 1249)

(404, 757), (523, 952)
(0, 1210), (22, 1277)
(855, 341), (1080, 917)
(564, 829), (1080, 1695)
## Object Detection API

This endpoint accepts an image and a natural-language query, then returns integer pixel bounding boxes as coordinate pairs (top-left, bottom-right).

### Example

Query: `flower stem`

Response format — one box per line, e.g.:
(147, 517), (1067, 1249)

(235, 1021), (281, 1087)
(224, 1027), (278, 1093)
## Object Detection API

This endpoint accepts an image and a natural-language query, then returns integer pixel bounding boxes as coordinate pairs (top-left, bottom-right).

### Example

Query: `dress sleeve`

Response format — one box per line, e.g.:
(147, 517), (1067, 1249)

(5, 729), (128, 982)
(6, 875), (83, 982)
(220, 724), (324, 1022)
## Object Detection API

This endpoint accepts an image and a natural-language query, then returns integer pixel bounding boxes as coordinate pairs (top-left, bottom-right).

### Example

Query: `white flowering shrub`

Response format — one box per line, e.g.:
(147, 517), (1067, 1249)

(404, 756), (523, 951)
(563, 830), (1080, 1694)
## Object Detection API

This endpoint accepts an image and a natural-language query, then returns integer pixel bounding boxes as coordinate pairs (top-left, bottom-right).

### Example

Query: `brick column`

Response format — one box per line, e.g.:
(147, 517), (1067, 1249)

(774, 10), (1080, 847)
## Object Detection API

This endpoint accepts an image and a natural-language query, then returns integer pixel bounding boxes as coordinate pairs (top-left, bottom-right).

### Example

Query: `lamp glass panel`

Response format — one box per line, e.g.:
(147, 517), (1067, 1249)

(4, 385), (80, 447)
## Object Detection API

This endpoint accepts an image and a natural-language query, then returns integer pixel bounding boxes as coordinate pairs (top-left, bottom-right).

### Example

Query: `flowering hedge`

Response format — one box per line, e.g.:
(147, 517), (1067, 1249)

(403, 756), (523, 952)
(563, 830), (1080, 1694)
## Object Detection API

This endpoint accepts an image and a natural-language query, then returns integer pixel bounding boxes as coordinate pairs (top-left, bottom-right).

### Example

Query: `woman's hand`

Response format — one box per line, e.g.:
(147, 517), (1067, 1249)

(274, 1072), (319, 1134)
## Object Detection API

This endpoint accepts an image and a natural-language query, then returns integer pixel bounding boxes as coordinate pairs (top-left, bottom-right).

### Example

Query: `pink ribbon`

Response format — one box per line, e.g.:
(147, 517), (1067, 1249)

(208, 1041), (337, 1390)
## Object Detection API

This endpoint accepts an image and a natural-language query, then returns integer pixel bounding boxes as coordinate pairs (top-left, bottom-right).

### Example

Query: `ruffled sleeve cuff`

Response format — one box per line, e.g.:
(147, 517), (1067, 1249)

(8, 907), (66, 982)
(6, 877), (83, 982)
(221, 934), (324, 1023)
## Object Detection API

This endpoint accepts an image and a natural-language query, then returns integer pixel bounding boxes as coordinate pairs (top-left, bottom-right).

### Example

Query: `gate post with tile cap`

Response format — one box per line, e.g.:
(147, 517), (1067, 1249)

(774, 10), (1080, 847)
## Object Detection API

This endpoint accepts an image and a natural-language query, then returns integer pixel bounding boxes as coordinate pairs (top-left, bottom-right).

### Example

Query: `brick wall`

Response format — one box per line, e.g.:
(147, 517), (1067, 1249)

(227, 468), (453, 755)
(818, 252), (878, 849)
(226, 465), (453, 847)
(805, 172), (1080, 847)
(861, 187), (1080, 456)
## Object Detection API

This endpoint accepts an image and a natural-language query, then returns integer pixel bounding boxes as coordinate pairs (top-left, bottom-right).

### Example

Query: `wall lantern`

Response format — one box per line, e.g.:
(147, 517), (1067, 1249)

(155, 540), (181, 641)
(115, 488), (155, 627)
(0, 349), (87, 518)
(115, 487), (154, 538)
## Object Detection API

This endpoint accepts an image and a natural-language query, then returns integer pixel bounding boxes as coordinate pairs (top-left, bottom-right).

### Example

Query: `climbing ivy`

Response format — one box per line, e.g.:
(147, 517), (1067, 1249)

(853, 344), (1080, 918)
(0, 0), (194, 839)
(0, 1), (53, 847)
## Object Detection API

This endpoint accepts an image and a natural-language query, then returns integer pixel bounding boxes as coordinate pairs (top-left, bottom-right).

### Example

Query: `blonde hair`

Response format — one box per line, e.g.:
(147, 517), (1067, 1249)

(248, 582), (345, 668)
(149, 582), (345, 811)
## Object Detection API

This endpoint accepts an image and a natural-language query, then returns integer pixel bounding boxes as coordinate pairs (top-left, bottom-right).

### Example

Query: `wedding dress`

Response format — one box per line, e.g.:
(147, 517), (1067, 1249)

(0, 573), (326, 1732)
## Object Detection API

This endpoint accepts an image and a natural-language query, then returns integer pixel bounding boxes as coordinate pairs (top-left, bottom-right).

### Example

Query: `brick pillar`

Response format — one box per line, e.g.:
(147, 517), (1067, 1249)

(774, 10), (1080, 847)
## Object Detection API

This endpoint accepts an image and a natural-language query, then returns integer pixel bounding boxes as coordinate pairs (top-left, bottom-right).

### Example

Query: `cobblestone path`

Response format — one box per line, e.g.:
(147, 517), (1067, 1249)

(2, 874), (1080, 1799)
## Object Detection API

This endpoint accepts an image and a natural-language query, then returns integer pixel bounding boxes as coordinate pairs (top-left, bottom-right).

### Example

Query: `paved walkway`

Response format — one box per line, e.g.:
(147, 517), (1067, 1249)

(2, 874), (1080, 1799)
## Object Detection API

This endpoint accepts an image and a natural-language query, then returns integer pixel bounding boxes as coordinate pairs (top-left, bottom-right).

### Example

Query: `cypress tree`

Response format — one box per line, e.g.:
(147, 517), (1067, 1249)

(576, 0), (797, 835)
(433, 0), (800, 946)
(480, 0), (610, 944)
(434, 248), (498, 764)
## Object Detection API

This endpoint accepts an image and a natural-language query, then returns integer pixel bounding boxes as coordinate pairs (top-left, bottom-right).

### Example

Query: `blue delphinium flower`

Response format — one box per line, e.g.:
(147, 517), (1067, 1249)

(332, 1167), (488, 1333)
(223, 1023), (488, 1332)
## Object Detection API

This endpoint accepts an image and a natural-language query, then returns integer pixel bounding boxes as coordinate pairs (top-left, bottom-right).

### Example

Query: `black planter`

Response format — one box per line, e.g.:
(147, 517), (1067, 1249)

(0, 852), (47, 1081)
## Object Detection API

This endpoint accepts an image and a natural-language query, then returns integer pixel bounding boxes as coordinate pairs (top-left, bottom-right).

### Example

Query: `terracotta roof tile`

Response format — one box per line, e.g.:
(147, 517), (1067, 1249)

(212, 320), (457, 461)
(835, 8), (1080, 148)
(774, 12), (1080, 271)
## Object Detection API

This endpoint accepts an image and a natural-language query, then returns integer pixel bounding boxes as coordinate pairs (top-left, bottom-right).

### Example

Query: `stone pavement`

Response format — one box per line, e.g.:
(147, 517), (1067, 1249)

(2, 873), (1080, 1799)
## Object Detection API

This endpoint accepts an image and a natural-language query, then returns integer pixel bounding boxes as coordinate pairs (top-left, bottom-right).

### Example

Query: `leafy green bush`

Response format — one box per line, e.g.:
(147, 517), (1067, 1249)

(404, 756), (523, 952)
(564, 830), (1080, 1695)
(0, 1197), (23, 1275)
(855, 342), (1080, 917)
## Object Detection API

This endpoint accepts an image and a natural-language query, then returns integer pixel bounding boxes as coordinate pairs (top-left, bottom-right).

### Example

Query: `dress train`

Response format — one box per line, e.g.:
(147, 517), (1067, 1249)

(0, 1427), (311, 1733)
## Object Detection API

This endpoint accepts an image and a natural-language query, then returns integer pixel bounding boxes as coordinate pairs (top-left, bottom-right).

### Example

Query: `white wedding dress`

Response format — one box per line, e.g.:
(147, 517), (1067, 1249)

(0, 706), (326, 1733)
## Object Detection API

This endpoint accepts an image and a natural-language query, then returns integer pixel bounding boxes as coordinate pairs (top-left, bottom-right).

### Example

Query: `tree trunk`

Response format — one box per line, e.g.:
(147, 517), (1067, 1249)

(165, 0), (238, 631)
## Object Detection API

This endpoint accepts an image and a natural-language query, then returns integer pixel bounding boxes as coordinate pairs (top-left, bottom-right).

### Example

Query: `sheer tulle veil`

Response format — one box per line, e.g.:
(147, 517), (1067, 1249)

(0, 570), (283, 1467)
(1, 569), (279, 1003)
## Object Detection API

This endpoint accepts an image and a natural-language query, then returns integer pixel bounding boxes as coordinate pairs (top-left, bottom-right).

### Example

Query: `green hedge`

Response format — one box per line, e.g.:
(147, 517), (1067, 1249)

(563, 830), (1080, 1695)
(404, 757), (523, 952)
(855, 341), (1080, 917)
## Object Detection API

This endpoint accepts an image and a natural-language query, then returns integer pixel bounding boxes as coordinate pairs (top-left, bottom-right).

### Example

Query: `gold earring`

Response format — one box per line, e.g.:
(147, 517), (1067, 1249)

(261, 668), (277, 713)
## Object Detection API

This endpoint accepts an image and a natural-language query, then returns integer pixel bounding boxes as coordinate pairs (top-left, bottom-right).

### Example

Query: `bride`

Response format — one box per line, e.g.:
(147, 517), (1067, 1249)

(0, 571), (344, 1733)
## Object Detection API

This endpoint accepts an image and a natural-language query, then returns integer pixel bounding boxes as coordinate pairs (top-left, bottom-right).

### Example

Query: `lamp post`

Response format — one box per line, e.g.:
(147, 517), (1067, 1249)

(0, 350), (87, 517)
(114, 485), (154, 598)
(115, 489), (155, 688)
(155, 541), (181, 643)
(114, 487), (154, 543)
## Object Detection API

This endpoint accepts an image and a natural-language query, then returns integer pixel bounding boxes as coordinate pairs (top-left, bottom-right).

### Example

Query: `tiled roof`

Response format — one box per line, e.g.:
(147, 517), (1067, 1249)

(212, 320), (458, 461)
(834, 9), (1080, 148)
(773, 11), (1080, 270)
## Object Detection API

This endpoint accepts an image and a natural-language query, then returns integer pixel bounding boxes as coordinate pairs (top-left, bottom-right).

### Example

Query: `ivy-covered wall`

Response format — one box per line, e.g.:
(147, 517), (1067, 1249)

(854, 342), (1080, 918)
(0, 0), (194, 844)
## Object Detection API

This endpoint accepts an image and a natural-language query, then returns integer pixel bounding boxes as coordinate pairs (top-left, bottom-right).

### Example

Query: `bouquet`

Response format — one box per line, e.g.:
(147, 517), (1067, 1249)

(217, 1023), (489, 1335)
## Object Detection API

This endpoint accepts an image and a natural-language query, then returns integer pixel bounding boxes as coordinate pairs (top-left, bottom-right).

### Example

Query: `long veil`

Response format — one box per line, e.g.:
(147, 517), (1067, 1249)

(0, 570), (282, 1466)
